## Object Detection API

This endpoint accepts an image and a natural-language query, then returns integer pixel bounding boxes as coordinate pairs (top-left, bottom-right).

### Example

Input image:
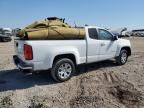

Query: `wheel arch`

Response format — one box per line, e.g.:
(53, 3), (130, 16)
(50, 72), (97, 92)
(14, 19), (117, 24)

(53, 54), (77, 66)
(116, 46), (131, 57)
(121, 46), (131, 56)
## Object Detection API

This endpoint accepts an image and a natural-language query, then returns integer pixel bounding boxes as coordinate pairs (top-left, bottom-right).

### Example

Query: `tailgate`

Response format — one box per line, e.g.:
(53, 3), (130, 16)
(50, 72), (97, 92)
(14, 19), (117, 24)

(14, 40), (25, 60)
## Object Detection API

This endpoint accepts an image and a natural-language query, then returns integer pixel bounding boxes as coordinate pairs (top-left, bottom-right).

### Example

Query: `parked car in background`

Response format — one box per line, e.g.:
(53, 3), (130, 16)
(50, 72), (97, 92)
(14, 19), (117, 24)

(122, 31), (132, 37)
(131, 29), (144, 37)
(12, 28), (21, 36)
(110, 27), (130, 37)
(3, 28), (12, 36)
(0, 28), (12, 42)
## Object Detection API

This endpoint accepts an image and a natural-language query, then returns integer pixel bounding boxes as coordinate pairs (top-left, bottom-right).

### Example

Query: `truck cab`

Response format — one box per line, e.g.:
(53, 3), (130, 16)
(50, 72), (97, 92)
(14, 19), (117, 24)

(86, 27), (131, 62)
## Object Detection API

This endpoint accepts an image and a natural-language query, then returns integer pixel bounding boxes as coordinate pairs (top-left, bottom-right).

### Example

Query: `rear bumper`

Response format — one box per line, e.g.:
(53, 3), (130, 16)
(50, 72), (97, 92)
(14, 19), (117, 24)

(13, 55), (33, 71)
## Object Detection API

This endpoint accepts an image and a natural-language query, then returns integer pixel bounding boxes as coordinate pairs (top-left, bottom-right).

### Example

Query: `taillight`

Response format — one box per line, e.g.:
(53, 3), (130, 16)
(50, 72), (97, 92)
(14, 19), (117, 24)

(24, 44), (33, 60)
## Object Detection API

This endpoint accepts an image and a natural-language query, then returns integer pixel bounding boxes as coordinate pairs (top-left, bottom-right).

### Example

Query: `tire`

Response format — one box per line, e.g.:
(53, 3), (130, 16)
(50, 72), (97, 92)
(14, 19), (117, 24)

(51, 58), (75, 82)
(116, 49), (128, 65)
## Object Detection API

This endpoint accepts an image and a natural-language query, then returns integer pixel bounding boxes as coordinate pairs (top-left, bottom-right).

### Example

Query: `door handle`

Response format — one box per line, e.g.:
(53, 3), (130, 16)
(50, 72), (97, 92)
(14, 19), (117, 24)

(100, 43), (105, 46)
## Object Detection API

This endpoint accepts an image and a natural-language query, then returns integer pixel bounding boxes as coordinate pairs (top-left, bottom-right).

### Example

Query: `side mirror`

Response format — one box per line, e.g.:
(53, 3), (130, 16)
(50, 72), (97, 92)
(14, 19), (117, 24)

(113, 35), (118, 41)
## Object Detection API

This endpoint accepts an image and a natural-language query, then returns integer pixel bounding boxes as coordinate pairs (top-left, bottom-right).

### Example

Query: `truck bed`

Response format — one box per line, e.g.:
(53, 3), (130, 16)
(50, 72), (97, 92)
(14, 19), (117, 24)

(15, 40), (87, 71)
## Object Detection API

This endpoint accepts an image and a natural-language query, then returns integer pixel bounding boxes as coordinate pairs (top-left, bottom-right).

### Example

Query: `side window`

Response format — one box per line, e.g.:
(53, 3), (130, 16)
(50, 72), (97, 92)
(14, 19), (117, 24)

(88, 28), (98, 39)
(98, 29), (113, 40)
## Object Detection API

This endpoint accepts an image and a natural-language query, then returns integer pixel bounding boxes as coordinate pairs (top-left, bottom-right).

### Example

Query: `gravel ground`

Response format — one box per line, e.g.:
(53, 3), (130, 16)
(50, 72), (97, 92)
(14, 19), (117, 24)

(0, 37), (144, 108)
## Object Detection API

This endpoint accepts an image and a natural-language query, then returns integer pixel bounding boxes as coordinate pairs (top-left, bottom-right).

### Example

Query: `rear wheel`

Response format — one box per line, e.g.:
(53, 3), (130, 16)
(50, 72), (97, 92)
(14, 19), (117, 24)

(116, 49), (128, 65)
(51, 58), (75, 82)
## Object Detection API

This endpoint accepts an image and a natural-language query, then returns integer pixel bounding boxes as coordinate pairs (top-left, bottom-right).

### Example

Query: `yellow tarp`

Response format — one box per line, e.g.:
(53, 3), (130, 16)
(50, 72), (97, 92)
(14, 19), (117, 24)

(17, 17), (85, 40)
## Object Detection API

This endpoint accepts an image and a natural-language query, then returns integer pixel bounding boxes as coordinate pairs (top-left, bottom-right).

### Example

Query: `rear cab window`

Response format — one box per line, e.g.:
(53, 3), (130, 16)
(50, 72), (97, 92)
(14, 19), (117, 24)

(88, 28), (98, 39)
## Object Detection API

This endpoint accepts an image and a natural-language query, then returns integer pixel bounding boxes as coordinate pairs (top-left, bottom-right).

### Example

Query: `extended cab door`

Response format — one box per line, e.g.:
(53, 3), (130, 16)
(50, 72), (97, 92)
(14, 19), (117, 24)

(97, 29), (118, 60)
(87, 28), (100, 63)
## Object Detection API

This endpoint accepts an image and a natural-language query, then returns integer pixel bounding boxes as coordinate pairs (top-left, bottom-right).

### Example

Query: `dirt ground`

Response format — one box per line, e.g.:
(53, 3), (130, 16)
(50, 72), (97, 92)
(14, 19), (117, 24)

(0, 37), (144, 108)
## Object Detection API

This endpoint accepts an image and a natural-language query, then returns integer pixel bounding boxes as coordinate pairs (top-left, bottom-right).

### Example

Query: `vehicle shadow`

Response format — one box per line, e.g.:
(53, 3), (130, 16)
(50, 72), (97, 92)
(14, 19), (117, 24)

(0, 69), (54, 92)
(0, 60), (118, 92)
(76, 59), (118, 76)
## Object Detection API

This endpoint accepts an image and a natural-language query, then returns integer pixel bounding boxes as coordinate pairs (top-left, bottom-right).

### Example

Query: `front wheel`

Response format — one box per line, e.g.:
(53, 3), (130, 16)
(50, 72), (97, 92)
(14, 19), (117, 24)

(116, 49), (128, 65)
(51, 58), (75, 82)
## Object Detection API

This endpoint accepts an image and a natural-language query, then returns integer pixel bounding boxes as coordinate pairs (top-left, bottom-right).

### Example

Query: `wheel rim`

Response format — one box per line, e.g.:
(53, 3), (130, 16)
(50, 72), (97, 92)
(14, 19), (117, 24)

(58, 63), (72, 79)
(121, 52), (127, 63)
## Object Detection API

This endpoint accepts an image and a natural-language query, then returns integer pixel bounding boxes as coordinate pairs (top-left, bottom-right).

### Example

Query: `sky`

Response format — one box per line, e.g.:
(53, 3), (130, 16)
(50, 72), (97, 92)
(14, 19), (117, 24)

(0, 0), (144, 30)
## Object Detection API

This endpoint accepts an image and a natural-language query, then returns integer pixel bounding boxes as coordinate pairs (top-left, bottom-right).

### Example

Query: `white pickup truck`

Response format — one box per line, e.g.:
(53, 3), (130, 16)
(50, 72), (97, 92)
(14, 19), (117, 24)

(13, 26), (131, 82)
